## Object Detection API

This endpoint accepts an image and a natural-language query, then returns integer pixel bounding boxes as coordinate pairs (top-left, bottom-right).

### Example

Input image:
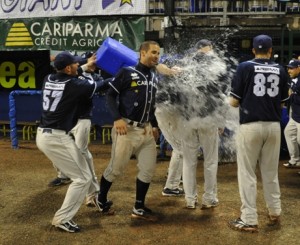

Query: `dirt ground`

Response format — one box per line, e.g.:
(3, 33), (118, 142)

(0, 138), (299, 245)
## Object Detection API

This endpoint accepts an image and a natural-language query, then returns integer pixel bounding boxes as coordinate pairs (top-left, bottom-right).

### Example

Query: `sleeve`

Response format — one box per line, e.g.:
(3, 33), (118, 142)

(280, 68), (289, 103)
(105, 70), (127, 121)
(95, 77), (113, 93)
(72, 78), (97, 99)
(230, 64), (244, 101)
(106, 92), (122, 121)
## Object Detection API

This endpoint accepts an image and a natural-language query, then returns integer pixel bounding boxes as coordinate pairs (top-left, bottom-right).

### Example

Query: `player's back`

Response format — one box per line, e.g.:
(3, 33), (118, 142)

(39, 73), (96, 132)
(232, 59), (288, 124)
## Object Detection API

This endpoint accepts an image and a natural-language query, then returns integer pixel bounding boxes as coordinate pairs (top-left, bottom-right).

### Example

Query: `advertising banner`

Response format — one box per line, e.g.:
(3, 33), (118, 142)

(0, 17), (145, 51)
(0, 0), (146, 19)
(0, 50), (51, 91)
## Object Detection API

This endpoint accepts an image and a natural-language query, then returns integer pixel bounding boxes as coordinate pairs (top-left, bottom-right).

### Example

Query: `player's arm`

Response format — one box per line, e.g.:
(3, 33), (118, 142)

(106, 72), (128, 135)
(94, 77), (113, 93)
(106, 90), (128, 135)
(229, 65), (243, 108)
(156, 63), (182, 76)
(78, 54), (96, 74)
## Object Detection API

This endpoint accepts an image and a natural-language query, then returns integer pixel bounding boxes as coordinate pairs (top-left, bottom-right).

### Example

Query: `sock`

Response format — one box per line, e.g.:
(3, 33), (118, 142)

(135, 178), (150, 209)
(98, 176), (112, 203)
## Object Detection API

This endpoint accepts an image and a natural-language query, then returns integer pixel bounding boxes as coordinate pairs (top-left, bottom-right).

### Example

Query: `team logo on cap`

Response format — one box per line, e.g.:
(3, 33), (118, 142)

(5, 22), (34, 47)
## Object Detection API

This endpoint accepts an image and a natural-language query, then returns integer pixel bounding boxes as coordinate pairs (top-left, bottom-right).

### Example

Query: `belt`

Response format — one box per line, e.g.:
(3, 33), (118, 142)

(42, 128), (52, 134)
(125, 119), (148, 128)
(39, 127), (68, 135)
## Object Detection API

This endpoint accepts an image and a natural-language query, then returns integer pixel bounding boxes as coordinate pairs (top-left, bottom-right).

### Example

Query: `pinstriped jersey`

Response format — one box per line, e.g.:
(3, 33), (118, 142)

(230, 59), (289, 124)
(106, 62), (158, 127)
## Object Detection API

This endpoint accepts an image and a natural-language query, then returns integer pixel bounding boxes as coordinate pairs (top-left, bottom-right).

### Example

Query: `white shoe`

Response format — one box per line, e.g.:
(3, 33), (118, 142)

(201, 200), (219, 210)
(186, 199), (198, 209)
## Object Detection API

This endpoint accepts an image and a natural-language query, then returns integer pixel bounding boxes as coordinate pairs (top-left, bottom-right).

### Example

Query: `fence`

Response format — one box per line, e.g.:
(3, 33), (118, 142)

(148, 0), (300, 14)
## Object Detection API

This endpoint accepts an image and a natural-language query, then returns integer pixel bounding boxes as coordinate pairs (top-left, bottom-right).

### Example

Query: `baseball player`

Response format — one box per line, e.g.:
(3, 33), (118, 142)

(155, 106), (184, 197)
(155, 58), (184, 197)
(95, 41), (160, 221)
(47, 52), (111, 207)
(283, 59), (300, 168)
(181, 39), (228, 209)
(228, 34), (289, 232)
(155, 40), (229, 208)
(36, 51), (109, 233)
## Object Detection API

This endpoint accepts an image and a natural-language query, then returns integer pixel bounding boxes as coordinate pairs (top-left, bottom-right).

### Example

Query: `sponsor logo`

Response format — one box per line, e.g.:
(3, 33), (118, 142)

(4, 20), (125, 49)
(0, 61), (35, 89)
(5, 23), (33, 47)
(131, 81), (138, 87)
(130, 73), (139, 80)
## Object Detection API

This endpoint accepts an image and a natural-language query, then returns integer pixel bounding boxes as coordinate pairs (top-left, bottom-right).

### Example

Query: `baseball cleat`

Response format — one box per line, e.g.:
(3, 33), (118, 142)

(228, 218), (258, 233)
(93, 197), (115, 215)
(185, 201), (197, 209)
(185, 198), (198, 209)
(283, 162), (300, 168)
(48, 177), (71, 187)
(54, 220), (80, 233)
(267, 215), (280, 226)
(162, 187), (184, 197)
(131, 207), (157, 221)
(201, 200), (219, 210)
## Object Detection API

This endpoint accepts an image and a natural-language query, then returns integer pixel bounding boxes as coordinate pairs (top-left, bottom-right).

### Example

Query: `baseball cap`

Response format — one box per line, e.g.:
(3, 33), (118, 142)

(81, 51), (94, 59)
(287, 59), (300, 69)
(78, 51), (94, 66)
(195, 39), (212, 49)
(54, 51), (82, 70)
(253, 35), (272, 49)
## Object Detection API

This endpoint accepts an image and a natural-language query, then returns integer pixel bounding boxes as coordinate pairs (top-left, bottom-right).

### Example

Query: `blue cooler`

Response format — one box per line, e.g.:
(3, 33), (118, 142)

(96, 37), (138, 76)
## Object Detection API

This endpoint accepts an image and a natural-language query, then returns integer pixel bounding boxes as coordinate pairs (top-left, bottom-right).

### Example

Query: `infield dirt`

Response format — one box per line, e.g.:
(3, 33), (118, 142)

(0, 139), (299, 245)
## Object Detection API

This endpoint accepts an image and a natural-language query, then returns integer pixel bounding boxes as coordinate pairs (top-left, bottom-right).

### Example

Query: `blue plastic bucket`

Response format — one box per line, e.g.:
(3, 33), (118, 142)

(96, 37), (138, 76)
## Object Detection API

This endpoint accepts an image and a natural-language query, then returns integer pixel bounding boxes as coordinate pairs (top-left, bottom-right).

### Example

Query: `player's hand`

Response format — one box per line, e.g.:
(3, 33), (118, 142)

(170, 66), (183, 75)
(152, 127), (159, 141)
(114, 119), (128, 135)
(85, 54), (96, 72)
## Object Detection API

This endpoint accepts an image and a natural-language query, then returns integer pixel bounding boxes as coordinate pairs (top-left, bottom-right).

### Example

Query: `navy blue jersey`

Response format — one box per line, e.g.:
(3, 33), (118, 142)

(76, 73), (95, 119)
(106, 62), (158, 127)
(290, 74), (300, 122)
(76, 72), (109, 119)
(39, 73), (99, 132)
(230, 59), (289, 124)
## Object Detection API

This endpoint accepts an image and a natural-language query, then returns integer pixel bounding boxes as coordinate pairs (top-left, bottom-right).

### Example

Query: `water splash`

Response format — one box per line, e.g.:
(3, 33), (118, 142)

(156, 38), (239, 161)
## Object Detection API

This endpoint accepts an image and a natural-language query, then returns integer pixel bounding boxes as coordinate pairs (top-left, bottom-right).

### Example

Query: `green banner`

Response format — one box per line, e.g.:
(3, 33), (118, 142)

(0, 17), (145, 51)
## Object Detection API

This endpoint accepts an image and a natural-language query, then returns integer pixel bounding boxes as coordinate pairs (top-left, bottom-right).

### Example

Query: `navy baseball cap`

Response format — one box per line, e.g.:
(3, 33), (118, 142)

(54, 51), (82, 70)
(287, 59), (300, 69)
(195, 39), (212, 49)
(253, 35), (272, 49)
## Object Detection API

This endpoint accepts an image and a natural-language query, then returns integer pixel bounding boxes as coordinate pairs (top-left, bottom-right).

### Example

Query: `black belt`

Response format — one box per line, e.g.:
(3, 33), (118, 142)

(42, 128), (52, 134)
(41, 128), (68, 134)
(127, 120), (148, 128)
